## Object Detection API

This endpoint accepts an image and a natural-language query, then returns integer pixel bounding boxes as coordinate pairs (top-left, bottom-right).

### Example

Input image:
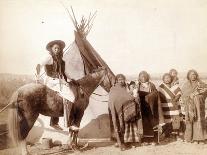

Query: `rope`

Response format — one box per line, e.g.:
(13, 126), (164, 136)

(80, 85), (108, 103)
(79, 71), (109, 103)
(0, 103), (12, 113)
(90, 95), (108, 103)
(92, 92), (108, 97)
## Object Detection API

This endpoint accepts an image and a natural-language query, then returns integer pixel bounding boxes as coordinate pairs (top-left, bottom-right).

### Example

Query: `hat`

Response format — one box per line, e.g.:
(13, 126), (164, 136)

(46, 40), (65, 51)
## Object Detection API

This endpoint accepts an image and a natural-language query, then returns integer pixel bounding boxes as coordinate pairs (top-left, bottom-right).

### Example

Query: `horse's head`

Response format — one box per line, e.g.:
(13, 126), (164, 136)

(91, 67), (115, 92)
(77, 67), (115, 95)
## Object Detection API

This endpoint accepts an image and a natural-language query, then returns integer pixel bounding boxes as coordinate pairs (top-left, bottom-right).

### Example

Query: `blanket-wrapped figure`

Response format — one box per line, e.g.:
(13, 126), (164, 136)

(108, 74), (143, 150)
(182, 69), (207, 143)
(137, 71), (164, 144)
(158, 73), (183, 138)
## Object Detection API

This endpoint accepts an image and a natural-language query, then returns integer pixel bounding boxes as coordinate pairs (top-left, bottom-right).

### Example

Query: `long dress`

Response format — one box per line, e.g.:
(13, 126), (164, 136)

(158, 83), (182, 134)
(108, 84), (143, 144)
(182, 80), (207, 142)
(137, 82), (159, 138)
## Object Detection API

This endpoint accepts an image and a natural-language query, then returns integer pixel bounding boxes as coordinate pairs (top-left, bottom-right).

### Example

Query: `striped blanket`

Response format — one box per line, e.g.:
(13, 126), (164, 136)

(158, 83), (182, 124)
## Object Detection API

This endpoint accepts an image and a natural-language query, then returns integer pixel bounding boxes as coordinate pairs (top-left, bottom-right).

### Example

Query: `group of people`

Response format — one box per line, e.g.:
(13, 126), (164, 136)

(108, 69), (207, 151)
(36, 40), (207, 151)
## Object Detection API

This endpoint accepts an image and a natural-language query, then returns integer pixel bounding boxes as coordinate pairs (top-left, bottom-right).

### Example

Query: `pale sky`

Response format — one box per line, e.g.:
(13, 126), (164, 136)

(0, 0), (207, 75)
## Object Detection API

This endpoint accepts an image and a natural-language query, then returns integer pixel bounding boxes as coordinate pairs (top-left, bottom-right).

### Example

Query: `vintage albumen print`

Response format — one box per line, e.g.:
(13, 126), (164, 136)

(0, 0), (207, 155)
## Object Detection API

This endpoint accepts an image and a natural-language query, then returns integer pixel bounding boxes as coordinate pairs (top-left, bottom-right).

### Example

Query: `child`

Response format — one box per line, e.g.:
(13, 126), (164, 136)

(158, 73), (183, 140)
(128, 81), (137, 96)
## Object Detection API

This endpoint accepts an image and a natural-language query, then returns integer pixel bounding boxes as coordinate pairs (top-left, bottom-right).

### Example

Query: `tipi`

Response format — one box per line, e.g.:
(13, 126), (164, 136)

(64, 7), (114, 81)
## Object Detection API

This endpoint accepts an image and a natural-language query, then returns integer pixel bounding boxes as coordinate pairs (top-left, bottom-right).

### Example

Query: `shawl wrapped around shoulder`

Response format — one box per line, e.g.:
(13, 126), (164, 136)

(182, 80), (207, 121)
(182, 80), (207, 98)
(109, 85), (139, 131)
(109, 85), (135, 113)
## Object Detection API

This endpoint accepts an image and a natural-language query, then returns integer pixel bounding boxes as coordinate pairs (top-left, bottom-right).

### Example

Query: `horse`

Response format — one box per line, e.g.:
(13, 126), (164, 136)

(8, 67), (115, 155)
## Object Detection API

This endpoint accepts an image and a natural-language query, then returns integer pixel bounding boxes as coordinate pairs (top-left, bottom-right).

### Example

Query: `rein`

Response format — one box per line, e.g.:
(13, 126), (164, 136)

(0, 102), (12, 113)
(92, 92), (108, 97)
(90, 96), (108, 103)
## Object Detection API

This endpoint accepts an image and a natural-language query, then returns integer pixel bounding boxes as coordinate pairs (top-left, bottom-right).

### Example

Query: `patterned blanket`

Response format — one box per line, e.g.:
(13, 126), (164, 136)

(109, 85), (139, 130)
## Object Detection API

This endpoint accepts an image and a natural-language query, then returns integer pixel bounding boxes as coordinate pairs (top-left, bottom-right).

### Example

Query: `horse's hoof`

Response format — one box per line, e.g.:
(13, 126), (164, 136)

(69, 143), (89, 151)
(79, 142), (89, 151)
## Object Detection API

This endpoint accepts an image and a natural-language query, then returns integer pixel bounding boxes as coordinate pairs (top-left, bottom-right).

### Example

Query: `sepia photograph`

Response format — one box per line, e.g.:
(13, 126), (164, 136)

(0, 0), (207, 154)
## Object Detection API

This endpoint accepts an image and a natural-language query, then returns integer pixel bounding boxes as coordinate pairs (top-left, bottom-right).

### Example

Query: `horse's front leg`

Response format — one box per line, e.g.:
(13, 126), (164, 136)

(73, 131), (79, 147)
(72, 131), (79, 149)
(67, 129), (74, 147)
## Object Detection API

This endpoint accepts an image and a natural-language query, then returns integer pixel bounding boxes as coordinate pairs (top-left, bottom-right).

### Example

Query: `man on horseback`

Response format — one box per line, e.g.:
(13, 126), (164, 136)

(36, 40), (77, 130)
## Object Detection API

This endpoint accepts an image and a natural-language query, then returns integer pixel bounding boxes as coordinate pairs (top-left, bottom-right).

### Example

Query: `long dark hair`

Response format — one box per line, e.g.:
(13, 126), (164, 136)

(138, 71), (150, 82)
(49, 49), (63, 60)
(115, 74), (126, 87)
(187, 69), (199, 81)
(49, 45), (65, 78)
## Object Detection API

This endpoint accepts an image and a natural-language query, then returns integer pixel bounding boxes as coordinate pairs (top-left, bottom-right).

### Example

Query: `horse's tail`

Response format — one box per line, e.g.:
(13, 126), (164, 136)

(8, 92), (22, 146)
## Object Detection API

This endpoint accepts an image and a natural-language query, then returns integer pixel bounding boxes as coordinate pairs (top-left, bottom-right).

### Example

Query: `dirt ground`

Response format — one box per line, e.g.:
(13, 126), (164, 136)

(1, 138), (207, 155)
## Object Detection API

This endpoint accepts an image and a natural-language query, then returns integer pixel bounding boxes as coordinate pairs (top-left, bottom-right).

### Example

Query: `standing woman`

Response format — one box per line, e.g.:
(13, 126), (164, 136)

(108, 74), (143, 150)
(158, 73), (183, 139)
(182, 69), (207, 144)
(137, 71), (164, 144)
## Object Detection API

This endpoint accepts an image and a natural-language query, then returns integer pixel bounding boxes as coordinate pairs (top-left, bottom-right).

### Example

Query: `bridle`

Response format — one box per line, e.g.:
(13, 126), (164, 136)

(79, 69), (109, 102)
